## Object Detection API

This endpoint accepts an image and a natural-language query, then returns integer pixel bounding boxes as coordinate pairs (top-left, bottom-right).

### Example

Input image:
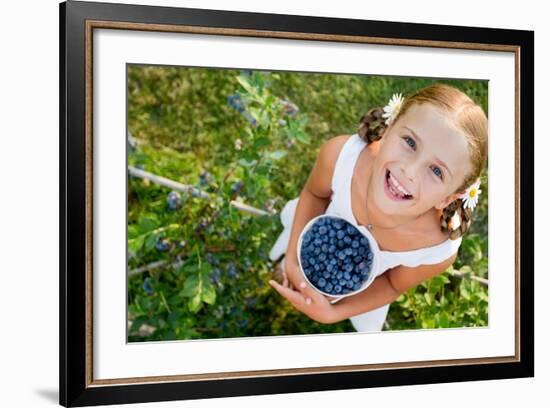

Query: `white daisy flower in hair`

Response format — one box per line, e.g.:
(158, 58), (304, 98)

(382, 93), (405, 125)
(461, 178), (482, 211)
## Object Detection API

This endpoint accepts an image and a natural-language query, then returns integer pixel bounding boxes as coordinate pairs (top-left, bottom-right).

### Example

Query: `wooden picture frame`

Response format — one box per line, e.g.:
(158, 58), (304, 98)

(60, 0), (534, 406)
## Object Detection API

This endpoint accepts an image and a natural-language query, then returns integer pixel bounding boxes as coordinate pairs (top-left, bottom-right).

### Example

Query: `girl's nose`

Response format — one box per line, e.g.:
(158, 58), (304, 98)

(401, 160), (420, 182)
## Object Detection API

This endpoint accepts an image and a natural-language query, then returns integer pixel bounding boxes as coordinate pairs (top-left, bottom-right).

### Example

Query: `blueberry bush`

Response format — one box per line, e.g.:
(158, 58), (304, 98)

(127, 65), (489, 341)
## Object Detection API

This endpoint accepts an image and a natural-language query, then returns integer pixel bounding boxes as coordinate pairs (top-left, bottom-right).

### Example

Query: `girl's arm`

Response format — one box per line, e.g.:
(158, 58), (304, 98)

(331, 253), (458, 322)
(283, 135), (351, 289)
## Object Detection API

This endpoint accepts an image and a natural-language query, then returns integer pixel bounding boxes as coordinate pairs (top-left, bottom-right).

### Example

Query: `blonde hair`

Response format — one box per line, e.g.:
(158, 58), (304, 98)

(357, 83), (488, 239)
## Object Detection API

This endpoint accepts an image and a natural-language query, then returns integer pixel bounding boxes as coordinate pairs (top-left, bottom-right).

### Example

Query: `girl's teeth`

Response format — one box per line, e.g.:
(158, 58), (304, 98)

(389, 172), (411, 196)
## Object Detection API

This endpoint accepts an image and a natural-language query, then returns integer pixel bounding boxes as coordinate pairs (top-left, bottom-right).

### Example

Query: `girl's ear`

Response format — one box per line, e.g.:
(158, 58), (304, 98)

(435, 191), (464, 210)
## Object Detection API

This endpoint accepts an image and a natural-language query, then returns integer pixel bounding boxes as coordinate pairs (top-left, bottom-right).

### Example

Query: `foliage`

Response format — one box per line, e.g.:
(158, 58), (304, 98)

(127, 66), (488, 341)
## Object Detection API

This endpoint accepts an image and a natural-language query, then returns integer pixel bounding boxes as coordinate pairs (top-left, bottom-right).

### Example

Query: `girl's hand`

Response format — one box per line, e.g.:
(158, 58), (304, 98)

(269, 277), (340, 324)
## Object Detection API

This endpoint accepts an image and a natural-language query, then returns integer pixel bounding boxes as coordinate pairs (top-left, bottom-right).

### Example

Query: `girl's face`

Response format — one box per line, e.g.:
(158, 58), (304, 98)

(368, 103), (472, 218)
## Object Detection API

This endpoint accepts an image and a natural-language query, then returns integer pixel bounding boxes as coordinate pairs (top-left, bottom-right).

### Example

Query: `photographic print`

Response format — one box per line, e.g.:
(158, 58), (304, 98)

(60, 1), (532, 405)
(126, 65), (489, 342)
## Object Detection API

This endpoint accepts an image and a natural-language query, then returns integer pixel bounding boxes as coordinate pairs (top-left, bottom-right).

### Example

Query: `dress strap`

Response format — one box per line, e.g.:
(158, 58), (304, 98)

(331, 134), (365, 197)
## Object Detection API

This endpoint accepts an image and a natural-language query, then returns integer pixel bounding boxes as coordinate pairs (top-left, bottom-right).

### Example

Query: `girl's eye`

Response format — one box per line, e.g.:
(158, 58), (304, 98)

(403, 136), (416, 150)
(431, 165), (443, 180)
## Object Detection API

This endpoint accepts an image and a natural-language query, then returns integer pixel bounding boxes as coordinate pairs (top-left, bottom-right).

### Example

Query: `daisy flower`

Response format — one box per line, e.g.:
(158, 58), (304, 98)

(461, 178), (482, 210)
(382, 93), (405, 125)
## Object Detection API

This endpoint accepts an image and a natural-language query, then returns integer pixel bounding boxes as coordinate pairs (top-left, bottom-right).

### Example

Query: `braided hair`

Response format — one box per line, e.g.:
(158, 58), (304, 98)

(357, 84), (488, 240)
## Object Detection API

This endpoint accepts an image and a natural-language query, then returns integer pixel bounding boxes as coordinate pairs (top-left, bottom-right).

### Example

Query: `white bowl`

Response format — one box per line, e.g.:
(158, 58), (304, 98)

(297, 214), (380, 304)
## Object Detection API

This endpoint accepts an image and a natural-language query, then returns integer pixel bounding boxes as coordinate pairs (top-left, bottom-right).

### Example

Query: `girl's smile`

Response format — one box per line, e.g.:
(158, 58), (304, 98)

(367, 103), (472, 224)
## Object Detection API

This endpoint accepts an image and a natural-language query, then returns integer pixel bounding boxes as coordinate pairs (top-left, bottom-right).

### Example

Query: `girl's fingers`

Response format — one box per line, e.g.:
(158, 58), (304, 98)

(297, 280), (321, 304)
(269, 280), (306, 307)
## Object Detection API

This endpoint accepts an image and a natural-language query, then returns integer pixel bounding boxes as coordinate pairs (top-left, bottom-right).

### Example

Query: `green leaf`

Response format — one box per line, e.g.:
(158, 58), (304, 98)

(139, 216), (157, 232)
(254, 137), (271, 149)
(269, 150), (287, 160)
(236, 75), (256, 95)
(295, 130), (311, 145)
(201, 283), (216, 305)
(424, 292), (433, 306)
(238, 158), (257, 167)
(128, 235), (145, 253)
(181, 275), (200, 297)
(144, 233), (158, 252)
(188, 293), (203, 313)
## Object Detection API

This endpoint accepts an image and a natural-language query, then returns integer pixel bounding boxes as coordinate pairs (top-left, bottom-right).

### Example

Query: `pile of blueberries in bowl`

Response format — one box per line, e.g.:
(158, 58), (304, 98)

(298, 215), (375, 298)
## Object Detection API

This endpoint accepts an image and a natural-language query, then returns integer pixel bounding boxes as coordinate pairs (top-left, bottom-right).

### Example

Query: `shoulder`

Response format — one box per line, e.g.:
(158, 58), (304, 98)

(318, 134), (352, 166)
(304, 135), (352, 199)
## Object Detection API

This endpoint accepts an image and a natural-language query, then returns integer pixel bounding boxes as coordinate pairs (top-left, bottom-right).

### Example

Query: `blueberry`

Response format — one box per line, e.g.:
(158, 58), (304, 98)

(317, 278), (326, 287)
(231, 180), (243, 194)
(319, 226), (327, 235)
(167, 191), (181, 210)
(321, 244), (328, 252)
(345, 248), (353, 256)
(353, 283), (362, 291)
(344, 236), (352, 245)
(319, 253), (326, 261)
(352, 240), (359, 248)
(352, 274), (360, 282)
(211, 268), (222, 286)
(325, 282), (333, 292)
(155, 238), (170, 251)
(338, 252), (346, 260)
(227, 94), (245, 112)
(337, 230), (345, 240)
(358, 246), (366, 255)
(336, 271), (343, 279)
(323, 271), (331, 279)
(339, 278), (346, 286)
(142, 277), (154, 295)
(227, 263), (238, 278)
(360, 237), (369, 246)
(326, 264), (334, 273)
(343, 272), (351, 280)
(199, 171), (210, 186)
(334, 285), (342, 293)
(367, 252), (373, 260)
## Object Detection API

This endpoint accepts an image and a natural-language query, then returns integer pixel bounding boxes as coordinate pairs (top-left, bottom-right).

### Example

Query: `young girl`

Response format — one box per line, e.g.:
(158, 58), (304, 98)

(267, 83), (488, 331)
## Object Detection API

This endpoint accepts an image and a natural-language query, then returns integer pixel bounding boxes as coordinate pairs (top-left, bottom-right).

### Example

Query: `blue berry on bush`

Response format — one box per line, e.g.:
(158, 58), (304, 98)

(199, 171), (211, 186)
(227, 263), (238, 278)
(155, 238), (170, 251)
(166, 191), (181, 210)
(231, 181), (243, 195)
(142, 277), (154, 295)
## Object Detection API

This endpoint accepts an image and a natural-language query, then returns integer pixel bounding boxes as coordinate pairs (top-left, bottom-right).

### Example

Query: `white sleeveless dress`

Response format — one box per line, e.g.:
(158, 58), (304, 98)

(268, 134), (462, 332)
